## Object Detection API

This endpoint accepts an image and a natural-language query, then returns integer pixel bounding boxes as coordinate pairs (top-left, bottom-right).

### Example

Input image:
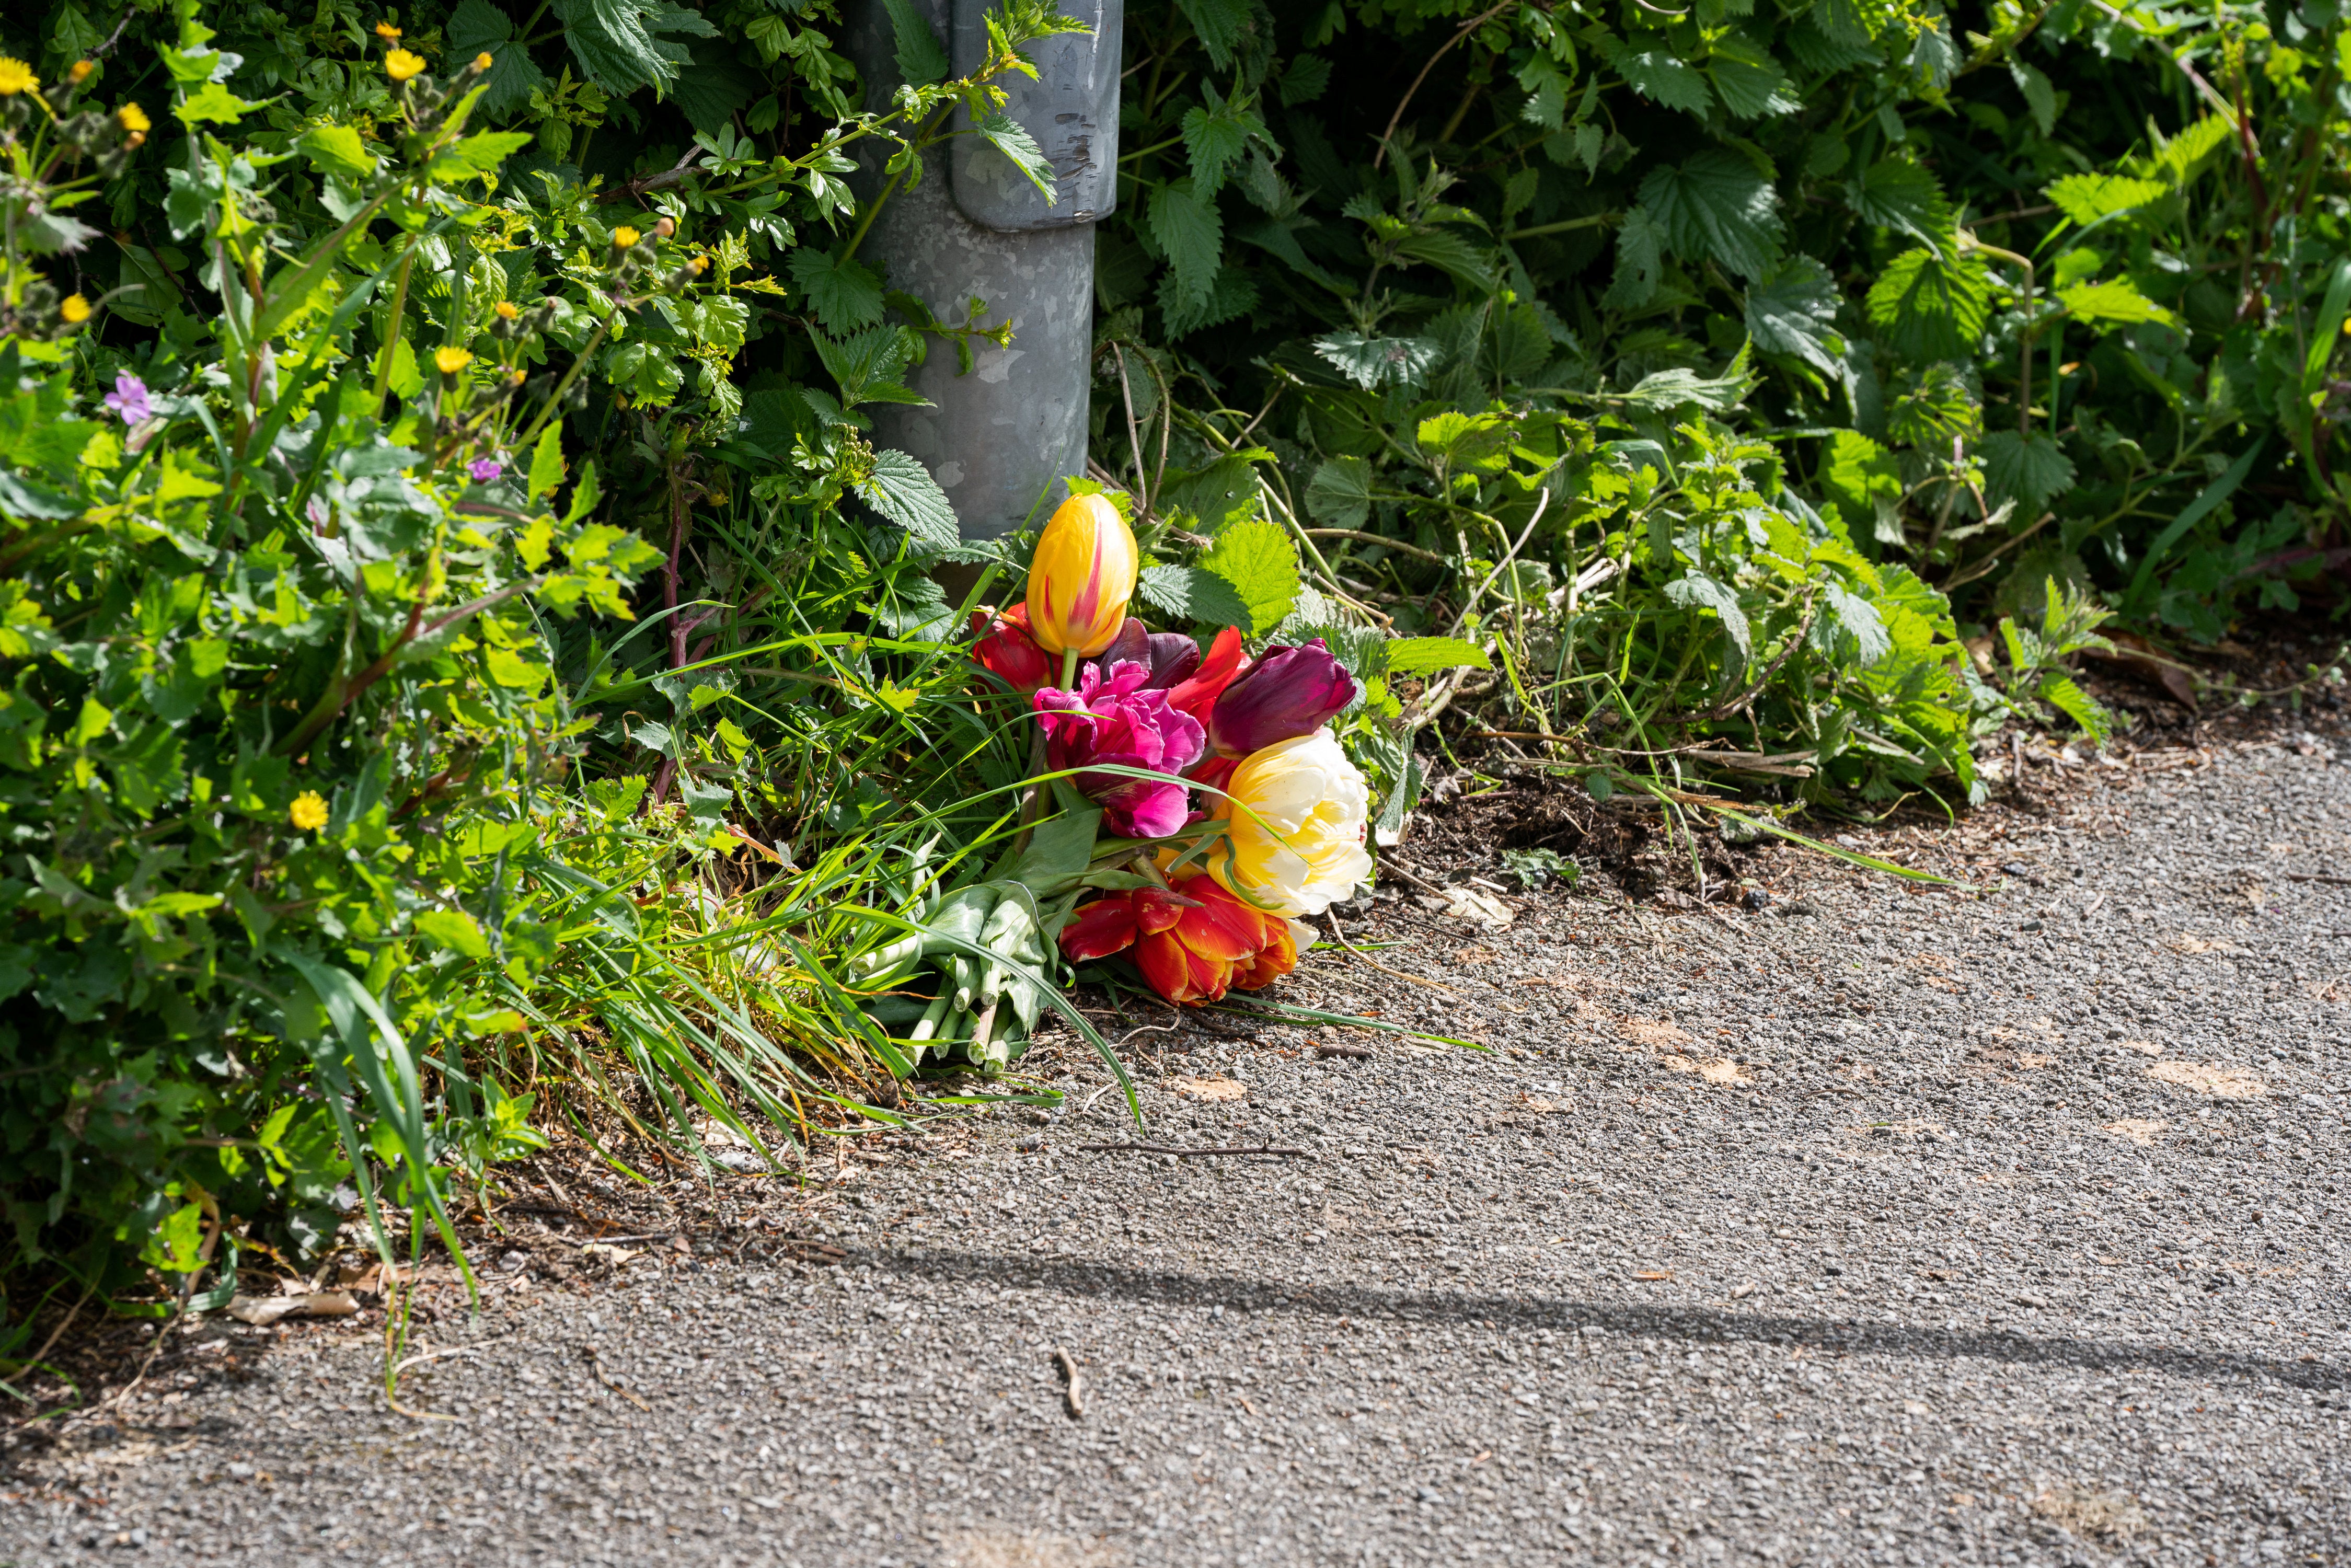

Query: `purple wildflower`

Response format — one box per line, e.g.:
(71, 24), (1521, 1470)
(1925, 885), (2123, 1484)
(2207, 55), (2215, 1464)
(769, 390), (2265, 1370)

(469, 457), (504, 483)
(103, 373), (151, 425)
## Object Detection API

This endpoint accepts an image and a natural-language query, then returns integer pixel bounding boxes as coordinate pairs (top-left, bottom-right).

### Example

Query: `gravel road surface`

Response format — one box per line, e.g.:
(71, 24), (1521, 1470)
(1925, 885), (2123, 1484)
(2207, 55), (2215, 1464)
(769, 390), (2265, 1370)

(5, 734), (2349, 1567)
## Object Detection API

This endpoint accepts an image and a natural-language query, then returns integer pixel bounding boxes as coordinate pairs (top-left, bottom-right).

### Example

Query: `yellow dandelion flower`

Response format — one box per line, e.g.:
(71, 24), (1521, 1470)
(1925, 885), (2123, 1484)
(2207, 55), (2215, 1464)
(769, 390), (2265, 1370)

(290, 791), (329, 831)
(117, 102), (149, 133)
(494, 299), (520, 319)
(59, 295), (91, 325)
(375, 21), (402, 39)
(433, 346), (472, 375)
(474, 51), (493, 70)
(610, 225), (640, 249)
(0, 57), (39, 96)
(69, 61), (94, 84)
(385, 48), (426, 83)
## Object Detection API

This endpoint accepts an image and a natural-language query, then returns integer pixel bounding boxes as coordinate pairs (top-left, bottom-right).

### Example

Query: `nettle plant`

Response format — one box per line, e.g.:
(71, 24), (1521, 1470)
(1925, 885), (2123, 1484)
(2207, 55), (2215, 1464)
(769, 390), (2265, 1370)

(0, 20), (690, 1305)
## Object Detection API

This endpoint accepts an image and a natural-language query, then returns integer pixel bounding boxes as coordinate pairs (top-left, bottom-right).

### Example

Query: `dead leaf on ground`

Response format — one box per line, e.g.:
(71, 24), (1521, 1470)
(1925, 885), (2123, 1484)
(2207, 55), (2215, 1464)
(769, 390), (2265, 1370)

(579, 1243), (643, 1265)
(2030, 1483), (2148, 1541)
(1451, 944), (1499, 965)
(1434, 886), (1515, 927)
(1171, 1075), (1247, 1102)
(2148, 1061), (2267, 1099)
(224, 1291), (358, 1327)
(1619, 1017), (1695, 1048)
(2103, 1118), (2171, 1146)
(942, 1529), (1126, 1568)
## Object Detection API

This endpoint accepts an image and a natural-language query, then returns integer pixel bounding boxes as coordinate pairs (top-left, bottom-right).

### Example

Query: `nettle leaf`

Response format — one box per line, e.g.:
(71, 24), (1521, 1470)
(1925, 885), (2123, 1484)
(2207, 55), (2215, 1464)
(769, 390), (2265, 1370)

(1385, 636), (1489, 678)
(1864, 247), (1991, 361)
(1176, 0), (1257, 71)
(1980, 430), (2077, 514)
(1663, 571), (1753, 673)
(1156, 265), (1257, 337)
(299, 124), (377, 180)
(856, 449), (959, 550)
(1148, 180), (1224, 308)
(555, 0), (680, 95)
(448, 0), (550, 116)
(1601, 206), (1665, 310)
(787, 249), (885, 333)
(2058, 278), (2180, 330)
(1312, 330), (1440, 390)
(2009, 59), (2056, 135)
(1138, 563), (1252, 628)
(1820, 430), (1904, 543)
(882, 0), (949, 86)
(973, 110), (1056, 202)
(1610, 39), (1712, 116)
(1744, 255), (1844, 375)
(1304, 455), (1373, 529)
(1639, 149), (1783, 280)
(1393, 228), (1498, 292)
(1197, 516), (1300, 635)
(1707, 32), (1799, 119)
(1182, 87), (1262, 197)
(2046, 172), (2168, 226)
(1846, 157), (1953, 253)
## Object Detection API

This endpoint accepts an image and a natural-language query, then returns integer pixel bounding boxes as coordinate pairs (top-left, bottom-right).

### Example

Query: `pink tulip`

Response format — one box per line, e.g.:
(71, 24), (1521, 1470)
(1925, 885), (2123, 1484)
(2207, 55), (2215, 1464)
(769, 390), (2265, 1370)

(1205, 638), (1358, 757)
(1032, 660), (1207, 839)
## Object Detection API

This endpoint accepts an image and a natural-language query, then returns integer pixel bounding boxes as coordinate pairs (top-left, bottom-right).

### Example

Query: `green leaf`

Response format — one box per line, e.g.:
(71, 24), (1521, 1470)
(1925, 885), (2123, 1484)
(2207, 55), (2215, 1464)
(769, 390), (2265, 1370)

(1303, 455), (1373, 529)
(1601, 206), (1664, 310)
(1979, 430), (2076, 514)
(1663, 571), (1753, 674)
(1310, 330), (1439, 390)
(299, 124), (377, 179)
(1392, 229), (1499, 292)
(1385, 637), (1489, 678)
(1707, 32), (1798, 119)
(882, 0), (949, 85)
(1157, 451), (1265, 533)
(448, 0), (550, 116)
(526, 425), (566, 501)
(2045, 172), (2168, 226)
(1148, 180), (1224, 308)
(1137, 563), (1252, 627)
(1175, 0), (1255, 71)
(1639, 148), (1783, 280)
(414, 909), (492, 960)
(176, 82), (258, 125)
(1864, 247), (1991, 361)
(973, 109), (1057, 202)
(1182, 89), (1262, 197)
(1416, 410), (1518, 473)
(2008, 59), (2056, 135)
(857, 449), (959, 550)
(2058, 278), (2179, 330)
(787, 249), (886, 334)
(1611, 39), (1712, 116)
(1820, 430), (1903, 542)
(1197, 516), (1300, 635)
(555, 0), (682, 94)
(431, 130), (533, 182)
(1744, 255), (1844, 375)
(1846, 158), (1953, 254)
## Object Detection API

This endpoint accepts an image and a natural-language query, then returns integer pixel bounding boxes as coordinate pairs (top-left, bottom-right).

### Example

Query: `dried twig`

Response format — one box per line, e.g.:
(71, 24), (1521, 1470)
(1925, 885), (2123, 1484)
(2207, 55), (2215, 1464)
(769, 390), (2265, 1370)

(1076, 1142), (1315, 1159)
(1050, 1346), (1085, 1420)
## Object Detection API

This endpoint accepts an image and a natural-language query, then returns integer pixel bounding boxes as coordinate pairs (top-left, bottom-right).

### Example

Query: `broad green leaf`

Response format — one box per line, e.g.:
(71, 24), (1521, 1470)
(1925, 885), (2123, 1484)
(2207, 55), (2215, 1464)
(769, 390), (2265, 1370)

(1639, 149), (1783, 279)
(1158, 451), (1265, 533)
(882, 0), (949, 85)
(527, 424), (566, 501)
(448, 0), (551, 116)
(857, 449), (959, 550)
(432, 130), (534, 181)
(1663, 571), (1753, 673)
(1137, 563), (1252, 628)
(415, 909), (492, 960)
(1385, 637), (1490, 677)
(1148, 180), (1224, 308)
(1303, 455), (1373, 528)
(1822, 584), (1892, 665)
(299, 125), (377, 179)
(1864, 247), (1991, 361)
(1980, 430), (2076, 513)
(1601, 206), (1664, 309)
(1182, 88), (1262, 196)
(1393, 229), (1498, 292)
(1311, 330), (1439, 390)
(1707, 32), (1798, 119)
(973, 109), (1056, 202)
(2008, 59), (2056, 135)
(1819, 430), (1903, 543)
(1744, 256), (1844, 375)
(786, 249), (885, 333)
(1416, 410), (1517, 472)
(1176, 0), (1255, 71)
(1198, 516), (1299, 634)
(555, 0), (683, 94)
(176, 82), (258, 125)
(2058, 278), (2179, 329)
(1845, 157), (1953, 253)
(2045, 172), (2167, 226)
(1611, 39), (1712, 116)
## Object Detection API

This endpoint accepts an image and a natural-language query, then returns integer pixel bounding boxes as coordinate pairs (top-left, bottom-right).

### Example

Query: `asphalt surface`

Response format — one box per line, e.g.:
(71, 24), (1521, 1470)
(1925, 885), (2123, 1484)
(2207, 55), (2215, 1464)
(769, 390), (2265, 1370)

(5, 732), (2349, 1566)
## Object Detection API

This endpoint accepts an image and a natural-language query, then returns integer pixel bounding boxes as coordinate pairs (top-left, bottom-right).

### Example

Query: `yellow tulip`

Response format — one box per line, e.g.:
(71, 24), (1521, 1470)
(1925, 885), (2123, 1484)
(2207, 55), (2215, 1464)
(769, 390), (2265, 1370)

(1024, 492), (1137, 657)
(1202, 730), (1374, 918)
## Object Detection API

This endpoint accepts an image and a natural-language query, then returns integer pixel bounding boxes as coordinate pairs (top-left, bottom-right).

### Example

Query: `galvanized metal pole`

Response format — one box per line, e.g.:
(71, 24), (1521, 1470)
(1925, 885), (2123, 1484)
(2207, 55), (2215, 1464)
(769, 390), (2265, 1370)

(840, 0), (1121, 541)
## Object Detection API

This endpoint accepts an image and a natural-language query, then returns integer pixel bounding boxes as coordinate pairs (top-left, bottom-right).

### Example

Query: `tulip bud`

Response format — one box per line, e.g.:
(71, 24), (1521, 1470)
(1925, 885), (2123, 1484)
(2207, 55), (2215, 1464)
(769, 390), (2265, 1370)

(1206, 638), (1358, 757)
(1024, 492), (1137, 657)
(971, 604), (1056, 695)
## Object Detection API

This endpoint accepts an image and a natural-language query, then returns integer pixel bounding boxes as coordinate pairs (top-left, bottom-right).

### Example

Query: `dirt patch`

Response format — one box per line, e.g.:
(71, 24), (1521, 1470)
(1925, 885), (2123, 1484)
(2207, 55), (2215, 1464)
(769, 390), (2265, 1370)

(1618, 1017), (1696, 1048)
(2104, 1118), (2171, 1146)
(1171, 1075), (1247, 1102)
(943, 1530), (1126, 1568)
(1661, 1054), (1753, 1085)
(2147, 1061), (2267, 1099)
(2029, 1482), (2148, 1541)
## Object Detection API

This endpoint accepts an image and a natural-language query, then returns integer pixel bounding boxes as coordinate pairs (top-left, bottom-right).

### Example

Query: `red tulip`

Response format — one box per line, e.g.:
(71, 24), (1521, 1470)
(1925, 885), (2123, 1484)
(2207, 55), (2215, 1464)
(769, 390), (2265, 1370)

(1205, 638), (1358, 757)
(971, 604), (1056, 694)
(1059, 872), (1300, 1006)
(1162, 625), (1246, 725)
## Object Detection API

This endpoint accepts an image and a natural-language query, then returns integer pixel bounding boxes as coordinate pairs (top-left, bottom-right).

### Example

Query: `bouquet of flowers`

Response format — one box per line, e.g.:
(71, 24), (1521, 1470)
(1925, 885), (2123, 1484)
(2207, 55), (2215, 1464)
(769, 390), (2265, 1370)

(854, 488), (1376, 1070)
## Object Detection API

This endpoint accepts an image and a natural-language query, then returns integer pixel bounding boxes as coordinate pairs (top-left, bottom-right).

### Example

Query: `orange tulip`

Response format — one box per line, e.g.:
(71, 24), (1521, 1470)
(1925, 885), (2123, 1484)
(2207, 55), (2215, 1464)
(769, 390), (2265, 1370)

(1024, 492), (1137, 657)
(1060, 873), (1300, 1006)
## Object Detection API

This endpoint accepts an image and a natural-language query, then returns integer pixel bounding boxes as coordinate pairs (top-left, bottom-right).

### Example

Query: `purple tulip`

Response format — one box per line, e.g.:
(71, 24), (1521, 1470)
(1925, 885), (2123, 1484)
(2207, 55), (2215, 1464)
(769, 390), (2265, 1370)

(103, 373), (151, 425)
(1079, 617), (1201, 691)
(469, 457), (504, 483)
(1033, 660), (1208, 839)
(1205, 638), (1359, 758)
